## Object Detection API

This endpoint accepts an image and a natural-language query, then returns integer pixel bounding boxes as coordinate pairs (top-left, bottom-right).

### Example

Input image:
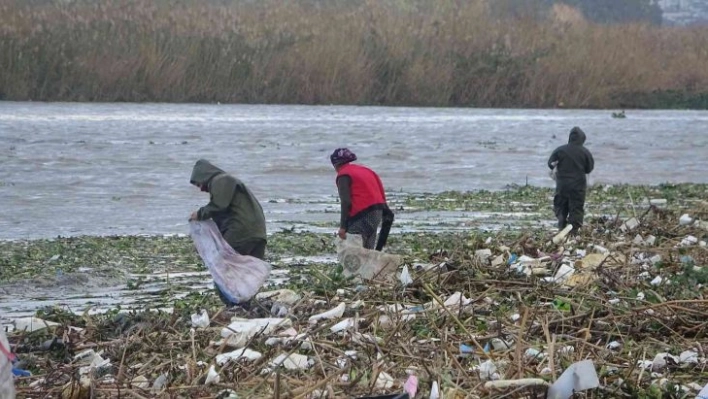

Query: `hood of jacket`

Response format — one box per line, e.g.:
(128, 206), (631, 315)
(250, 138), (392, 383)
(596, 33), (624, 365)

(190, 159), (225, 187)
(568, 127), (586, 145)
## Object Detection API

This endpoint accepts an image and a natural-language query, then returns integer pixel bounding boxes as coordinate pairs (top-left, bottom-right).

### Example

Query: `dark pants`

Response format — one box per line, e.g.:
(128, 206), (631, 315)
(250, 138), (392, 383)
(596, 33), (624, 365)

(347, 209), (383, 249)
(553, 188), (586, 232)
(215, 238), (267, 306)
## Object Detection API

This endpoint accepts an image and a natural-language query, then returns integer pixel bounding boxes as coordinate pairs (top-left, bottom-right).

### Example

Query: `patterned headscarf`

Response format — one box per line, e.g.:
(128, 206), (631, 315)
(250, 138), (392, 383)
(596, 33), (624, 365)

(330, 148), (357, 166)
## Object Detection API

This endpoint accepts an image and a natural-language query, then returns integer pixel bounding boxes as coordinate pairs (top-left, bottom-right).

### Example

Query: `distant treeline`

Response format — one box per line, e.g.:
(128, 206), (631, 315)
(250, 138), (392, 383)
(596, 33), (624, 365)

(1, 0), (707, 108)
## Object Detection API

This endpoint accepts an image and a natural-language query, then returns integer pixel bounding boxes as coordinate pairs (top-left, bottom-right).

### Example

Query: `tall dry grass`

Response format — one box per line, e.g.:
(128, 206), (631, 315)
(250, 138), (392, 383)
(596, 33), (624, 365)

(1, 0), (707, 108)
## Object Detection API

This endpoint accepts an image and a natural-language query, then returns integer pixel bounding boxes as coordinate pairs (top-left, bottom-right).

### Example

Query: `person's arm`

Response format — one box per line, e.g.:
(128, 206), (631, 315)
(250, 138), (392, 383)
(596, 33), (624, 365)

(585, 150), (595, 174)
(197, 176), (235, 220)
(336, 175), (352, 229)
(548, 148), (560, 169)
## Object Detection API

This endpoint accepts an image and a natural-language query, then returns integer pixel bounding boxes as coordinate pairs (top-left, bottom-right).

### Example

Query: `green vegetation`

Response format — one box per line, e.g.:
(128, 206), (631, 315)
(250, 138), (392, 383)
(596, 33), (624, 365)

(1, 0), (707, 108)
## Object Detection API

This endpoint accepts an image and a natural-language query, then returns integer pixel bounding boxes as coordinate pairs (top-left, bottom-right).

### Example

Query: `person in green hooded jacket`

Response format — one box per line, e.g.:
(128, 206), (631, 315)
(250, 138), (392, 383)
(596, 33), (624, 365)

(189, 159), (267, 259)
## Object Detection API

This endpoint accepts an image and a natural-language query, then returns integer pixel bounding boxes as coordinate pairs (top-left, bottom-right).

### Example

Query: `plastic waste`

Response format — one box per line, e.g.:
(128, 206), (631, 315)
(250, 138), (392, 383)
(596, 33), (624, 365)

(681, 236), (699, 246)
(191, 310), (210, 328)
(132, 375), (150, 389)
(331, 318), (357, 333)
(152, 374), (168, 393)
(271, 353), (313, 370)
(216, 348), (262, 365)
(308, 303), (346, 325)
(552, 225), (573, 245)
(256, 289), (301, 305)
(12, 317), (60, 333)
(621, 217), (640, 232)
(0, 327), (16, 399)
(679, 214), (693, 226)
(459, 344), (474, 356)
(337, 234), (403, 280)
(485, 379), (548, 390)
(547, 360), (599, 399)
(220, 318), (292, 348)
(697, 382), (708, 399)
(549, 161), (558, 181)
(478, 360), (498, 380)
(679, 350), (698, 364)
(205, 365), (220, 385)
(404, 375), (418, 397)
(429, 381), (440, 399)
(190, 220), (271, 305)
(375, 371), (395, 389)
(399, 265), (413, 286)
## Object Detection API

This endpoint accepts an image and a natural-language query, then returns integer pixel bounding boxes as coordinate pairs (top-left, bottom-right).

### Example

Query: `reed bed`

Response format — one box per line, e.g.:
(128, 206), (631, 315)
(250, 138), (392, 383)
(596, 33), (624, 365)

(1, 0), (708, 108)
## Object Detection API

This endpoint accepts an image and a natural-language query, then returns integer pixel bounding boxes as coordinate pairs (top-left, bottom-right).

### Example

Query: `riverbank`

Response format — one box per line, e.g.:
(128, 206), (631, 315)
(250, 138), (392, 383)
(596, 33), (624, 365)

(2, 189), (707, 398)
(1, 1), (708, 108)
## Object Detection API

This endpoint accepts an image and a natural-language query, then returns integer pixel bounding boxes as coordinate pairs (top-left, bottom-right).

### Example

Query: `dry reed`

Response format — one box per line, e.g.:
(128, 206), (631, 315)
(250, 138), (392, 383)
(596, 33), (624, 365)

(1, 0), (708, 108)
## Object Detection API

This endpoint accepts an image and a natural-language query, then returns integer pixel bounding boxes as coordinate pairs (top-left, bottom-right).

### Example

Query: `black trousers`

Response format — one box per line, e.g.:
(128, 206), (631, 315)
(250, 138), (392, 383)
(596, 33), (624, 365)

(553, 187), (586, 232)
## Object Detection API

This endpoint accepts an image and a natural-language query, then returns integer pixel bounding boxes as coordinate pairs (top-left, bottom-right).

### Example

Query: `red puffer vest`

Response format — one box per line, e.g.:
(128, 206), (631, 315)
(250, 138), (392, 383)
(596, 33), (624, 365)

(336, 163), (386, 217)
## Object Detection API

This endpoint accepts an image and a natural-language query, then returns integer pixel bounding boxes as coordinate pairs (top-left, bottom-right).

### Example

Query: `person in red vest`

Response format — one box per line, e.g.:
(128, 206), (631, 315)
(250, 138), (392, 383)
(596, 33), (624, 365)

(330, 148), (393, 249)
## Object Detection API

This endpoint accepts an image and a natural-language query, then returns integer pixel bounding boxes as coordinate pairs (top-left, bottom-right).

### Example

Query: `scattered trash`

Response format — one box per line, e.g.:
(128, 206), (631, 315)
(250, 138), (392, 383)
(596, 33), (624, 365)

(429, 381), (440, 399)
(337, 234), (403, 280)
(220, 318), (292, 348)
(524, 348), (545, 360)
(399, 265), (413, 286)
(215, 348), (262, 365)
(191, 309), (210, 328)
(679, 350), (698, 364)
(697, 383), (708, 399)
(131, 375), (150, 390)
(478, 360), (499, 380)
(547, 360), (600, 399)
(607, 341), (622, 350)
(256, 289), (301, 305)
(681, 236), (699, 246)
(11, 368), (30, 377)
(652, 353), (678, 370)
(190, 220), (272, 305)
(309, 303), (346, 324)
(403, 375), (418, 397)
(484, 378), (549, 390)
(679, 214), (693, 226)
(621, 217), (640, 232)
(330, 318), (358, 333)
(152, 374), (167, 393)
(205, 365), (220, 385)
(375, 371), (395, 389)
(11, 317), (60, 333)
(475, 248), (493, 263)
(650, 276), (663, 285)
(270, 353), (313, 370)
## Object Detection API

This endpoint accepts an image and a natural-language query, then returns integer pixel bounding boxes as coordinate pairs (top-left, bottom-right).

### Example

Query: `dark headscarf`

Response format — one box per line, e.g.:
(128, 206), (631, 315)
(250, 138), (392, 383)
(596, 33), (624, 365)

(330, 148), (357, 166)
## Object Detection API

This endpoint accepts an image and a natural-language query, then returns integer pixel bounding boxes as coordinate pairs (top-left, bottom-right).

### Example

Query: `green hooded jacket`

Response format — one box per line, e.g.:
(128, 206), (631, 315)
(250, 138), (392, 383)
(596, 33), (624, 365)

(190, 159), (266, 246)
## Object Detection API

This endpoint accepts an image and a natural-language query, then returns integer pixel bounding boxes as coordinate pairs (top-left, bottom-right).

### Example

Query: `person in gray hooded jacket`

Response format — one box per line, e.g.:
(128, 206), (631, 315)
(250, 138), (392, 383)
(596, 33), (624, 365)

(548, 127), (595, 233)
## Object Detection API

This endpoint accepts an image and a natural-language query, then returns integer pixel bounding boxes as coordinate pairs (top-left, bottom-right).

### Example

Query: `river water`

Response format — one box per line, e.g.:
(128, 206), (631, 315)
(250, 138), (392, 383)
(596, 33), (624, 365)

(1, 102), (707, 322)
(1, 102), (706, 240)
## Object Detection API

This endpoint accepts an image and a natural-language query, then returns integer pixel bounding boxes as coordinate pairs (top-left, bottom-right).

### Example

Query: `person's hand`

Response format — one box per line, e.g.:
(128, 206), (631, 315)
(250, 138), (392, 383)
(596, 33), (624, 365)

(338, 228), (347, 240)
(189, 211), (198, 221)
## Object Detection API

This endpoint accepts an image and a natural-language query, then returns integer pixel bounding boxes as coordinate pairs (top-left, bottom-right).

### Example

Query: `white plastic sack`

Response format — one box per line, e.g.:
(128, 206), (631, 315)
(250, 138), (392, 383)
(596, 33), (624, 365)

(190, 220), (271, 304)
(336, 235), (403, 280)
(0, 327), (16, 399)
(549, 161), (558, 181)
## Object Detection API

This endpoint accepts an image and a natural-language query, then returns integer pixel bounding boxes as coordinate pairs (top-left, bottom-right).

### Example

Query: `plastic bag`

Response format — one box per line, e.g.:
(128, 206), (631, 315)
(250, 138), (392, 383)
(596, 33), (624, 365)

(190, 220), (271, 305)
(337, 234), (403, 280)
(0, 327), (16, 399)
(549, 161), (558, 181)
